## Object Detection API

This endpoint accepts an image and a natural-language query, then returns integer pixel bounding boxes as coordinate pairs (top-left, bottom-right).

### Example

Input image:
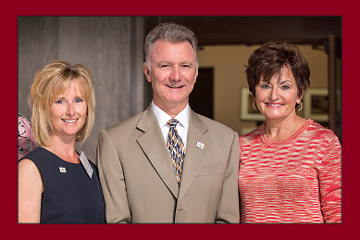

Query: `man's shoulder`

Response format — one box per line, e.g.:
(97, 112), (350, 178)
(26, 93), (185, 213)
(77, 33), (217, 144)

(104, 111), (144, 133)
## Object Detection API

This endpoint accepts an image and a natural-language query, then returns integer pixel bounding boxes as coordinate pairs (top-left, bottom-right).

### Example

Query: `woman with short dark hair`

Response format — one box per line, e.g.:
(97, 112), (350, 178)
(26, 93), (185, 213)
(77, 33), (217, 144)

(239, 42), (341, 223)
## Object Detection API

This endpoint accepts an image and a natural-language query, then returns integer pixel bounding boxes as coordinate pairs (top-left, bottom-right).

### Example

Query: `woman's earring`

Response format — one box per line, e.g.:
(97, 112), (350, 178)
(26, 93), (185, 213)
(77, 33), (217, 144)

(252, 102), (257, 110)
(298, 102), (303, 112)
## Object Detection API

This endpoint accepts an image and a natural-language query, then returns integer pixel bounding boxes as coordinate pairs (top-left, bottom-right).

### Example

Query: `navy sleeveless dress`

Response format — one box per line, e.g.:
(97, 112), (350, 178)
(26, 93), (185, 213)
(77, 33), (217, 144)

(20, 147), (105, 223)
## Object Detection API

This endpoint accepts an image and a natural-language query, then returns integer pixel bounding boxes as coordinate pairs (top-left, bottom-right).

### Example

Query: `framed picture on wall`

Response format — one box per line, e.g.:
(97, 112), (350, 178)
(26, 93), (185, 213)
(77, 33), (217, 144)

(303, 88), (329, 122)
(240, 87), (265, 121)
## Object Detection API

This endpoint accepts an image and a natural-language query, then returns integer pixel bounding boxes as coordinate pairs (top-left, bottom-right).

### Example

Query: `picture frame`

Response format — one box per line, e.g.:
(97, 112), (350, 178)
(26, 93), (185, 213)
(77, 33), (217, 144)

(240, 87), (265, 121)
(303, 88), (329, 122)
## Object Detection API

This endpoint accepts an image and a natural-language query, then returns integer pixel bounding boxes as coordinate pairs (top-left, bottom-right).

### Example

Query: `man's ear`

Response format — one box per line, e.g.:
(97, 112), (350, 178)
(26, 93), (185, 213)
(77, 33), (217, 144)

(194, 68), (198, 84)
(143, 62), (151, 83)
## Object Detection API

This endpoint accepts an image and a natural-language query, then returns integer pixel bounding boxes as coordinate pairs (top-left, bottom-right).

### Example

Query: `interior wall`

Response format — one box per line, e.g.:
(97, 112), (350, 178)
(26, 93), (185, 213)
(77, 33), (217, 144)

(18, 17), (145, 161)
(198, 44), (328, 136)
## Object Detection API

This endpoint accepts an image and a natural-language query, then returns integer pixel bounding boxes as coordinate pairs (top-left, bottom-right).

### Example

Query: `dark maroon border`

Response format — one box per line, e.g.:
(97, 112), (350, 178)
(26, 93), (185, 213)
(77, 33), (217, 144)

(6, 1), (355, 239)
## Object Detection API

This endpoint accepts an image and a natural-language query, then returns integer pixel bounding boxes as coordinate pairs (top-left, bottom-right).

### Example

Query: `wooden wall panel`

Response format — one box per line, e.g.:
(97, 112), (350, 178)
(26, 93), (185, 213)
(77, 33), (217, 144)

(18, 16), (145, 161)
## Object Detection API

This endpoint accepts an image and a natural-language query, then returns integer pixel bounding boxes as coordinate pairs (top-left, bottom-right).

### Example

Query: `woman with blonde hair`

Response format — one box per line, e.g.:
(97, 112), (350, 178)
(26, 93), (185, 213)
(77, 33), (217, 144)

(18, 60), (105, 223)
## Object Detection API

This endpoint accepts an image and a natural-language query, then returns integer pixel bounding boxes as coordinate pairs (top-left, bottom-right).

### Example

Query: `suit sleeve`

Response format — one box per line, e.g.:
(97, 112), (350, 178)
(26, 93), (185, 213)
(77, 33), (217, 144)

(95, 130), (131, 223)
(215, 131), (240, 223)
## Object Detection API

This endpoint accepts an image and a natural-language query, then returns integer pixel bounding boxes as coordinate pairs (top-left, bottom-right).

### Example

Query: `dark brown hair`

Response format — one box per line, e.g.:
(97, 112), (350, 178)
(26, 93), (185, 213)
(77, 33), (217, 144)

(245, 42), (310, 103)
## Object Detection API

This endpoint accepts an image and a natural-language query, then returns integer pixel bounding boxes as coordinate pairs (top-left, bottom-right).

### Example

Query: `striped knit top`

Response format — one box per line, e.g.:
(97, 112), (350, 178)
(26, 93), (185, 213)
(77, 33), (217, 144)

(238, 119), (342, 223)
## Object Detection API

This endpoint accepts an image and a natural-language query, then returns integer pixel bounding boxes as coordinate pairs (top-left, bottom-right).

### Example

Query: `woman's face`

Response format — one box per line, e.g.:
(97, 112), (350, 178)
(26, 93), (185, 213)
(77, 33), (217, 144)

(254, 66), (302, 121)
(49, 79), (87, 141)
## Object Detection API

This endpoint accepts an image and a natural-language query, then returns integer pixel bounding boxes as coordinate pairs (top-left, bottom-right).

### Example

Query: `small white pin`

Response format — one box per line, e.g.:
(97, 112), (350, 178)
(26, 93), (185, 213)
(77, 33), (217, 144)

(196, 142), (205, 149)
(59, 167), (67, 173)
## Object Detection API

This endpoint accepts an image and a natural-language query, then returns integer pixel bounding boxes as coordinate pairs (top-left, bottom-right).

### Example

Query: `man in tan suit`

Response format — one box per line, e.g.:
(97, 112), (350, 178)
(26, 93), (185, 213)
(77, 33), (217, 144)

(96, 22), (240, 223)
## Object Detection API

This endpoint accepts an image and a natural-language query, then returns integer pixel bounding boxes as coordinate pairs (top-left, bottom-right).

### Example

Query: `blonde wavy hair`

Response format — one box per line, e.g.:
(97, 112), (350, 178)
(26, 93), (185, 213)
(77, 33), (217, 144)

(28, 60), (95, 146)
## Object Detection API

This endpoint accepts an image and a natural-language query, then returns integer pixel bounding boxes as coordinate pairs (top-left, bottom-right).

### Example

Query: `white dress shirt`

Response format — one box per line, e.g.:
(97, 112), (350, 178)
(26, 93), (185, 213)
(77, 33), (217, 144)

(151, 101), (189, 149)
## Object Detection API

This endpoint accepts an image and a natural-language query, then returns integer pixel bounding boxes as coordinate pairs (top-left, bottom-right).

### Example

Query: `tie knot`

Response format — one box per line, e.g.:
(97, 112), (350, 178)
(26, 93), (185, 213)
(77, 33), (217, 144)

(167, 119), (179, 128)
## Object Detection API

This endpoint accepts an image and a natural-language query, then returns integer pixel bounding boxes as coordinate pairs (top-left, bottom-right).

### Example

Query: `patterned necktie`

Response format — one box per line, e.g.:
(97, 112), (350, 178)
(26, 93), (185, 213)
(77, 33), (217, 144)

(166, 119), (185, 185)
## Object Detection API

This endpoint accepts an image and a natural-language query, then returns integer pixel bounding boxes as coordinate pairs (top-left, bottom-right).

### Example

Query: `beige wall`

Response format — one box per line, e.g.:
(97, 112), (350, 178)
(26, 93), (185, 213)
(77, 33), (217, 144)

(198, 45), (328, 136)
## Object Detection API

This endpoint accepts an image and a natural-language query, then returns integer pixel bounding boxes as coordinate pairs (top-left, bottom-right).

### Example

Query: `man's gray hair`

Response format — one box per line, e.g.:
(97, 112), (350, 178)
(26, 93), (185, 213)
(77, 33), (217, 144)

(144, 22), (199, 70)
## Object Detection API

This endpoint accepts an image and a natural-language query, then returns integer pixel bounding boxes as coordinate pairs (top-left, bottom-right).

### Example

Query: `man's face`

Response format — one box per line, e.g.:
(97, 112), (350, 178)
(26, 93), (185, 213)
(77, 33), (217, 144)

(143, 39), (198, 115)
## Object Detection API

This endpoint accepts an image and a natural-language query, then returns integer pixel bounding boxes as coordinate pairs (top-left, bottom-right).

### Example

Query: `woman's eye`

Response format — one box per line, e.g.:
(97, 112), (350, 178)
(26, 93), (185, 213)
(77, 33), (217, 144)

(281, 85), (290, 90)
(261, 84), (270, 89)
(75, 98), (83, 103)
(55, 100), (63, 104)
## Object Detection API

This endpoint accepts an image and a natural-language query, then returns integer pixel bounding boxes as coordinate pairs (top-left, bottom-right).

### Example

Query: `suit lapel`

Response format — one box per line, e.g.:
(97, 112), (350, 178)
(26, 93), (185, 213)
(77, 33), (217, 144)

(136, 106), (179, 198)
(178, 110), (211, 201)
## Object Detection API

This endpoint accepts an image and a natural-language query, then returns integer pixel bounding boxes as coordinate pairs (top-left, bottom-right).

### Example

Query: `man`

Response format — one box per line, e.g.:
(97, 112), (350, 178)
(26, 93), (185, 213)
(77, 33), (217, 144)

(95, 22), (240, 223)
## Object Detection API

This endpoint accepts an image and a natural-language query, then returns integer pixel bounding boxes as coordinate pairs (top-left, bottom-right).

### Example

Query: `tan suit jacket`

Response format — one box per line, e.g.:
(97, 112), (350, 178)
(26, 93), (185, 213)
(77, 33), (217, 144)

(95, 105), (240, 223)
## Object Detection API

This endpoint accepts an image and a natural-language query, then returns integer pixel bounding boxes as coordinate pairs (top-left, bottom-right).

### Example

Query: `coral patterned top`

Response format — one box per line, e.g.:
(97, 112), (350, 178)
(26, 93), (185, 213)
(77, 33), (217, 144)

(238, 119), (341, 223)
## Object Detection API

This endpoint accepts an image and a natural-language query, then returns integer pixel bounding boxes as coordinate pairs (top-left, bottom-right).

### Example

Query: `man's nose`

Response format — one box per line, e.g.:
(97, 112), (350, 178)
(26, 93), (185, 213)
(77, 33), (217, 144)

(170, 66), (181, 81)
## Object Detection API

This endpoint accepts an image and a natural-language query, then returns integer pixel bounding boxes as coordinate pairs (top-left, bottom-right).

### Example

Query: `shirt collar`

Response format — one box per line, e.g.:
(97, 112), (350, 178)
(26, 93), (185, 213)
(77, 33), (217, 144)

(151, 100), (190, 131)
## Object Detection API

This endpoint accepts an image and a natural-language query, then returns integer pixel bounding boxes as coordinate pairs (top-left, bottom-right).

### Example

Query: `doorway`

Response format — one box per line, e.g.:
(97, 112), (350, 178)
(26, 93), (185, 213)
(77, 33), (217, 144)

(189, 67), (214, 119)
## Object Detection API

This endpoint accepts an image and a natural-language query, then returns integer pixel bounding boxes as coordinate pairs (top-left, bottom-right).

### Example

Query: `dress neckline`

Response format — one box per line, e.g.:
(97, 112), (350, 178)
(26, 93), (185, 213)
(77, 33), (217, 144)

(260, 118), (312, 145)
(40, 146), (81, 165)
